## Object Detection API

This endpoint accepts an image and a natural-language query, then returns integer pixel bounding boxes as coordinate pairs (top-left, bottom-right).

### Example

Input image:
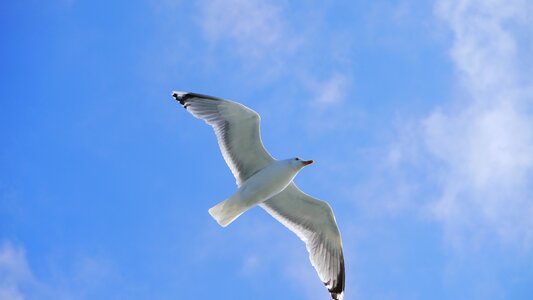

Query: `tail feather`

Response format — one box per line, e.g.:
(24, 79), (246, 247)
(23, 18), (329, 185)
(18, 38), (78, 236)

(208, 196), (248, 227)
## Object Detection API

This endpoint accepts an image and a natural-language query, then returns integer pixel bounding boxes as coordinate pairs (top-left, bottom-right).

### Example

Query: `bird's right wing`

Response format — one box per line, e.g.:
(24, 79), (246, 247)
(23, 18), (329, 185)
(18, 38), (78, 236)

(260, 183), (345, 300)
(172, 91), (274, 186)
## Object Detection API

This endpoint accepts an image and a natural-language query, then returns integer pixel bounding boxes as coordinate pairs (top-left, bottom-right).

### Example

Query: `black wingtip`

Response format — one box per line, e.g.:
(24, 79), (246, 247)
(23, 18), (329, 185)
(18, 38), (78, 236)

(171, 91), (180, 100)
(171, 91), (189, 106)
(171, 91), (223, 108)
(328, 253), (345, 300)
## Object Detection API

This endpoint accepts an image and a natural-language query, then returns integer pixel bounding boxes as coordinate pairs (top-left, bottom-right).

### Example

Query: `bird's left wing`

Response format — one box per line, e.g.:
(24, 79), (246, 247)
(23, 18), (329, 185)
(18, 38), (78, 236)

(260, 183), (345, 300)
(172, 91), (274, 186)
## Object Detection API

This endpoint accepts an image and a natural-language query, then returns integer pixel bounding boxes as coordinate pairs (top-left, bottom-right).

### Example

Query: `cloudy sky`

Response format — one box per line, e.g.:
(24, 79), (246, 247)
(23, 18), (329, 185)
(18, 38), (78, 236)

(2, 0), (533, 299)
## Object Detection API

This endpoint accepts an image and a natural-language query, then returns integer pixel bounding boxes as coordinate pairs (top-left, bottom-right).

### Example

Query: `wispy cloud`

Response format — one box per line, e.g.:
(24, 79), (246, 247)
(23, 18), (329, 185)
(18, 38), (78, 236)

(199, 0), (301, 66)
(0, 242), (31, 300)
(195, 0), (355, 134)
(419, 0), (533, 248)
(0, 241), (124, 300)
(309, 73), (350, 107)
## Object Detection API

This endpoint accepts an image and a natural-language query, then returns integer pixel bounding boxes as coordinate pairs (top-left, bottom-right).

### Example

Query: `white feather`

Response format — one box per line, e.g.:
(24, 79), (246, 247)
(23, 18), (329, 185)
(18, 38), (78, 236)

(173, 91), (345, 300)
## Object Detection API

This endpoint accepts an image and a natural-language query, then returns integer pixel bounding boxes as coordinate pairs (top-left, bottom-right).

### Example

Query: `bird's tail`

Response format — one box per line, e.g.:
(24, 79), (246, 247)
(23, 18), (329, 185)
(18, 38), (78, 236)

(208, 194), (249, 227)
(209, 193), (250, 227)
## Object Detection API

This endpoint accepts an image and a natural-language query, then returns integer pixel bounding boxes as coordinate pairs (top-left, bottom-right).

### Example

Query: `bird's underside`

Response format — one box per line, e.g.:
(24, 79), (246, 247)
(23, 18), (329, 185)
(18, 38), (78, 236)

(172, 91), (345, 300)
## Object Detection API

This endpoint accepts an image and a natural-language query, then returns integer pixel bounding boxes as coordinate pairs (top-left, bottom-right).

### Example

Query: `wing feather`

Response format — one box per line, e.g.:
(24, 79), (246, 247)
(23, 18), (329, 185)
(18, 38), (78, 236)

(260, 183), (345, 300)
(172, 91), (274, 185)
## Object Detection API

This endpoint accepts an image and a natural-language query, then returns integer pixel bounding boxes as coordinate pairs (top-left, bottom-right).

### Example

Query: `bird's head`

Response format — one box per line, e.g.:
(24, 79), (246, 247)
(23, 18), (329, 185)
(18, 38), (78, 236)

(290, 157), (314, 169)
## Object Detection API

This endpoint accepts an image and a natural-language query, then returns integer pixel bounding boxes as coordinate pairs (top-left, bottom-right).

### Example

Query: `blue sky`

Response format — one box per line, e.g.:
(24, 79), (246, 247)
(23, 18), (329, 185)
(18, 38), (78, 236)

(1, 0), (533, 299)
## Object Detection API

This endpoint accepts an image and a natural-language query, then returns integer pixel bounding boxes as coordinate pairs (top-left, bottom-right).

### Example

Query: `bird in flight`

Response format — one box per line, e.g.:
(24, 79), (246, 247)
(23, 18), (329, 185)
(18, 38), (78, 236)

(172, 91), (345, 300)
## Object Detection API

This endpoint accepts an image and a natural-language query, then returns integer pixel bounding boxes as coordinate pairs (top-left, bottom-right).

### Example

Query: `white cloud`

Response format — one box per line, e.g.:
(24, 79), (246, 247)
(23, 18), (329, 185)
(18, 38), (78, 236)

(310, 73), (350, 107)
(199, 0), (300, 64)
(0, 242), (34, 300)
(0, 241), (123, 300)
(196, 0), (355, 135)
(420, 0), (533, 248)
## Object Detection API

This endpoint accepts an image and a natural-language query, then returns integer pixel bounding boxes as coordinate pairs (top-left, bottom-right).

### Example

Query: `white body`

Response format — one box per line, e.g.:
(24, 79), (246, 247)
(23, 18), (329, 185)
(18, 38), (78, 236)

(209, 159), (303, 227)
(174, 91), (345, 300)
(240, 159), (301, 205)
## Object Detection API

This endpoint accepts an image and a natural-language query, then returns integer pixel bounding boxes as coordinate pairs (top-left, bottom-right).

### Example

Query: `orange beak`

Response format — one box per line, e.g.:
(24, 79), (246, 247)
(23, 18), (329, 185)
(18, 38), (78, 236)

(302, 160), (314, 166)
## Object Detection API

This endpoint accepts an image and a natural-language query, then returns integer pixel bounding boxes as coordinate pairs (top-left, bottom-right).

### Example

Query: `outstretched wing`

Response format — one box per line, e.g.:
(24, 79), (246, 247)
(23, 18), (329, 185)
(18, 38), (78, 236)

(172, 91), (274, 186)
(260, 183), (345, 300)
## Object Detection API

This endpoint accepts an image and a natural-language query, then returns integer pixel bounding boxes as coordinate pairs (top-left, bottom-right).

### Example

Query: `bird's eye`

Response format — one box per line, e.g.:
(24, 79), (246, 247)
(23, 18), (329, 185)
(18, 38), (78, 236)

(295, 158), (299, 161)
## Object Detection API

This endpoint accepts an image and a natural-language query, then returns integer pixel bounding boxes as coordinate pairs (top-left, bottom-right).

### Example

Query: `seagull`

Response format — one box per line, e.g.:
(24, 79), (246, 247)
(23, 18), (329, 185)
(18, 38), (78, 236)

(172, 91), (345, 300)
